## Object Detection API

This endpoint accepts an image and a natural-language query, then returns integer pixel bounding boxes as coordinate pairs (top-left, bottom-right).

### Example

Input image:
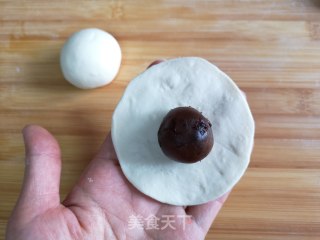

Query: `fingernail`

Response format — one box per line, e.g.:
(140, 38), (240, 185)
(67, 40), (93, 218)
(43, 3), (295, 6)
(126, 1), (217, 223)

(147, 59), (166, 69)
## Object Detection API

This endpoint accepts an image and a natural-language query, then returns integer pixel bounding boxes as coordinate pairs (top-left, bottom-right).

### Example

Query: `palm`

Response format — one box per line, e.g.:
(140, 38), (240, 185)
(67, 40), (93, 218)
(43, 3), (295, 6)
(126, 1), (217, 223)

(6, 126), (227, 240)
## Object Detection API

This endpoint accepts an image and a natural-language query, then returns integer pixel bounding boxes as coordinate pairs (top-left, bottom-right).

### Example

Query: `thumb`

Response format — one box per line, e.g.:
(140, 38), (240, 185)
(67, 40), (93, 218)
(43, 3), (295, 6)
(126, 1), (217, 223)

(13, 125), (62, 220)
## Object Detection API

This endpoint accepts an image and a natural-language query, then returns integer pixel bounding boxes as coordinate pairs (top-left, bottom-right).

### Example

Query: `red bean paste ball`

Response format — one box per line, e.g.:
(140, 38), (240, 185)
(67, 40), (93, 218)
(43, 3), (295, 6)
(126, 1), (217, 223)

(158, 107), (214, 163)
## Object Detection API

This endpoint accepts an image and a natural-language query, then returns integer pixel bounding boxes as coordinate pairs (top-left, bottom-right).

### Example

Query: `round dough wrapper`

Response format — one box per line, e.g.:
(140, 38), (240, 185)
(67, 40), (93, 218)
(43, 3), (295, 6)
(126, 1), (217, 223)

(112, 57), (255, 206)
(60, 28), (121, 89)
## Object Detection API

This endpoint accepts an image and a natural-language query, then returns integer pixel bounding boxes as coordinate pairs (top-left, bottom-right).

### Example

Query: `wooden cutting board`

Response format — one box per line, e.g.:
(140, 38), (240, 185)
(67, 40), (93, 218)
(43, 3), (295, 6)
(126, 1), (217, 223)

(1, 0), (320, 239)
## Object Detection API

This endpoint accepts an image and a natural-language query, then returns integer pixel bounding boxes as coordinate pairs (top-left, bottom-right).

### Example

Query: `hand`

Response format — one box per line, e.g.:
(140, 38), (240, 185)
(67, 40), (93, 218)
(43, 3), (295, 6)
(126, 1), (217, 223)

(6, 62), (229, 240)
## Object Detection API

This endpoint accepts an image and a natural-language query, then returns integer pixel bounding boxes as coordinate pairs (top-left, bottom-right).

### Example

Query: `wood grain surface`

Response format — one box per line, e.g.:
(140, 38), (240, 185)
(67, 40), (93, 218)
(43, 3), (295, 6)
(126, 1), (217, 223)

(1, 0), (320, 239)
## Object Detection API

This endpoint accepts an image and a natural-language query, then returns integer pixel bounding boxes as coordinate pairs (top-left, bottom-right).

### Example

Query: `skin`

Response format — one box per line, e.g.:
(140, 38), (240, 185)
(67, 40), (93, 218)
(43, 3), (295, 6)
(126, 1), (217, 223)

(6, 61), (229, 240)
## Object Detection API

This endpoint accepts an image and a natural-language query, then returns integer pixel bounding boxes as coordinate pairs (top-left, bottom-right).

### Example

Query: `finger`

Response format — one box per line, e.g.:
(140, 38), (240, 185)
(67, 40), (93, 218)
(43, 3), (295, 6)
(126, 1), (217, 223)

(15, 125), (61, 218)
(65, 133), (119, 199)
(94, 132), (118, 165)
(63, 133), (122, 206)
(186, 192), (230, 232)
(147, 59), (165, 69)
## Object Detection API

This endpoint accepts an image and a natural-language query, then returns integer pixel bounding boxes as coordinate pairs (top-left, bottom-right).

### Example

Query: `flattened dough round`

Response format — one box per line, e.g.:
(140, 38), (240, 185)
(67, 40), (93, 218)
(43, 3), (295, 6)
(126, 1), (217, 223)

(112, 57), (255, 206)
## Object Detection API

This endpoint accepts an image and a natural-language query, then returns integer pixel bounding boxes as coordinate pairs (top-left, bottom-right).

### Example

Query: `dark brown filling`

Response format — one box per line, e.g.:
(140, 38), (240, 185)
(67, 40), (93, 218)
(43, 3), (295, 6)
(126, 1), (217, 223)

(158, 106), (214, 164)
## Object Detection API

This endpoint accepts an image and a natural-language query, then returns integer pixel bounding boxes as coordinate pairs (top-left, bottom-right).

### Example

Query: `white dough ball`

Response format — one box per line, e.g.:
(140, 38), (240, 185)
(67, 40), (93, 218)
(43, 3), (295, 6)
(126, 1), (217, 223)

(60, 28), (121, 89)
